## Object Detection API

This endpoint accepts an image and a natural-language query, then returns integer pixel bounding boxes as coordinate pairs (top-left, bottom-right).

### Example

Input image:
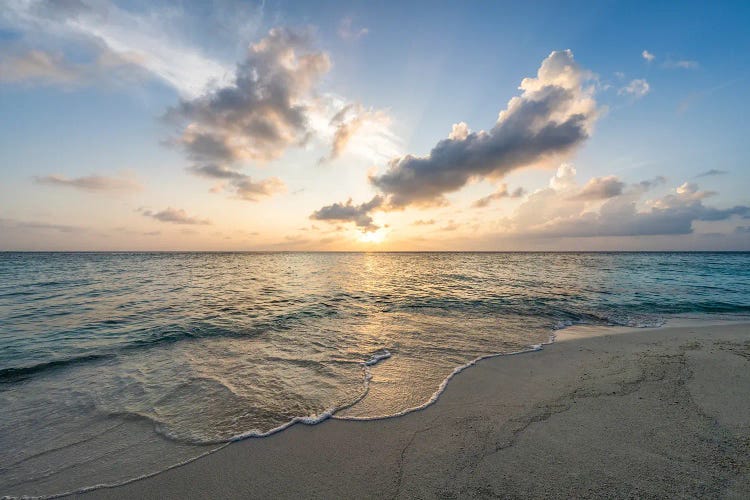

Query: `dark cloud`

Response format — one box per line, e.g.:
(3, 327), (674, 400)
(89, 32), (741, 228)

(234, 176), (286, 201)
(189, 164), (245, 179)
(572, 176), (625, 200)
(310, 196), (384, 231)
(369, 50), (599, 207)
(168, 27), (330, 167)
(34, 174), (141, 192)
(164, 27), (329, 201)
(695, 169), (728, 178)
(138, 207), (211, 225)
(636, 176), (667, 191)
(473, 184), (525, 208)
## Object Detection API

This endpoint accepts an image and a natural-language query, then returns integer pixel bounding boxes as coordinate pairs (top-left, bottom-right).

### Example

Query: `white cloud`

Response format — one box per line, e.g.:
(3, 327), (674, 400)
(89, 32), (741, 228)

(619, 79), (650, 98)
(2, 0), (234, 97)
(317, 102), (399, 164)
(642, 50), (655, 62)
(498, 167), (748, 238)
(663, 59), (699, 70)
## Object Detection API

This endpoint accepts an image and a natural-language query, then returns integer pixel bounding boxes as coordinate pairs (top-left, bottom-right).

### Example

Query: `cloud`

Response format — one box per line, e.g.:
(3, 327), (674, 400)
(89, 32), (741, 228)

(164, 27), (333, 201)
(572, 175), (625, 200)
(189, 164), (286, 201)
(34, 173), (141, 192)
(338, 17), (368, 40)
(0, 46), (145, 87)
(618, 79), (650, 98)
(167, 27), (397, 200)
(472, 184), (526, 208)
(412, 219), (436, 226)
(189, 164), (245, 179)
(2, 0), (235, 97)
(642, 50), (655, 62)
(310, 196), (384, 231)
(139, 207), (211, 225)
(370, 50), (600, 207)
(168, 27), (330, 165)
(636, 175), (667, 191)
(318, 103), (392, 163)
(0, 218), (85, 233)
(0, 49), (80, 84)
(233, 176), (286, 201)
(663, 59), (699, 70)
(501, 166), (748, 238)
(695, 169), (728, 178)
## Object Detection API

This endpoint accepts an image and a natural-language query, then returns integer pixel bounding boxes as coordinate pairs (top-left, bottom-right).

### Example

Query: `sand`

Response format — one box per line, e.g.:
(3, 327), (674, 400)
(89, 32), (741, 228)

(76, 322), (750, 499)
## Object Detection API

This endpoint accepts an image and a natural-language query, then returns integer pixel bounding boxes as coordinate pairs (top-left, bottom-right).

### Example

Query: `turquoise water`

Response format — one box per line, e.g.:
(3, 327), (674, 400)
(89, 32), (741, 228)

(1, 252), (749, 495)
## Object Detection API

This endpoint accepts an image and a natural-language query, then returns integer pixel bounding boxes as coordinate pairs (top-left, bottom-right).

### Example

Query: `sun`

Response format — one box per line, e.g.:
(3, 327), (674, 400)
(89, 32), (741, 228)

(358, 229), (387, 243)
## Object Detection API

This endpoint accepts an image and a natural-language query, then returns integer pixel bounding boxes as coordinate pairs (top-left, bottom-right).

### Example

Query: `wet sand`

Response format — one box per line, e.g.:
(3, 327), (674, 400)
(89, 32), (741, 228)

(79, 322), (750, 499)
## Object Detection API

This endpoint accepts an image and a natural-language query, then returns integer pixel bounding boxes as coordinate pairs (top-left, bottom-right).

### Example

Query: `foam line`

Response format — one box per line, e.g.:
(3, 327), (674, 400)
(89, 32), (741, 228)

(332, 334), (556, 422)
(1, 328), (574, 499)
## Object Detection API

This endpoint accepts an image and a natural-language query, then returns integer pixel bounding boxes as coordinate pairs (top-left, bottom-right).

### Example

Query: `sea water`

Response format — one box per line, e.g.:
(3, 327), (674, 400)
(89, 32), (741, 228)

(1, 252), (749, 496)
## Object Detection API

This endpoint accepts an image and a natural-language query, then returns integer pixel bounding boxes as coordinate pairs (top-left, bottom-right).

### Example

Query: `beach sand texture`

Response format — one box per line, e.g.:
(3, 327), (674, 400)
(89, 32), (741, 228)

(79, 322), (750, 499)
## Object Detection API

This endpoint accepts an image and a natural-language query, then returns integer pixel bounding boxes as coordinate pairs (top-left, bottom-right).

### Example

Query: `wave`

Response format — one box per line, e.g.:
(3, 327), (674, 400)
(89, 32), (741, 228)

(0, 305), (722, 387)
(0, 353), (115, 383)
(6, 317), (749, 499)
(98, 312), (666, 447)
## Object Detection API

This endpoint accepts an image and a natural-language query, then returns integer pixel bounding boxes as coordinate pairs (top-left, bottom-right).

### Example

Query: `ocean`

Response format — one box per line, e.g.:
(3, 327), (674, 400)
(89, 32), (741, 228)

(1, 252), (749, 496)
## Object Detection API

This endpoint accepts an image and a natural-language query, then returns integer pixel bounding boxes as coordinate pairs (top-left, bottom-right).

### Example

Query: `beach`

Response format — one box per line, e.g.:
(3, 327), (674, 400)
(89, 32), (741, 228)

(77, 321), (750, 499)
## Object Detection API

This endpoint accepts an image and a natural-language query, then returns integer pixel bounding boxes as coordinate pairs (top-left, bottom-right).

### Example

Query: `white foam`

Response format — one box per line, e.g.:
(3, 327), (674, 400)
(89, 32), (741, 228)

(218, 349), (394, 441)
(333, 334), (556, 422)
(15, 337), (566, 499)
(363, 349), (392, 366)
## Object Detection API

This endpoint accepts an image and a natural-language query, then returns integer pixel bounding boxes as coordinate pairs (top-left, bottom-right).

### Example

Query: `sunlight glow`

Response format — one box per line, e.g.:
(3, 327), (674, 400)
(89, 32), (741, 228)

(358, 229), (388, 243)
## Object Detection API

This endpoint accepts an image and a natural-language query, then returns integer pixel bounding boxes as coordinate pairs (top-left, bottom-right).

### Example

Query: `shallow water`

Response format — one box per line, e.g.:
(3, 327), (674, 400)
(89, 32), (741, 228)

(1, 252), (749, 496)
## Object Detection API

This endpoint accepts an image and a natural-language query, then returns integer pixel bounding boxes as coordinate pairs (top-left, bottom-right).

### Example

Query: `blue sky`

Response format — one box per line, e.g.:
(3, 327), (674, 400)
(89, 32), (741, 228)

(1, 0), (749, 250)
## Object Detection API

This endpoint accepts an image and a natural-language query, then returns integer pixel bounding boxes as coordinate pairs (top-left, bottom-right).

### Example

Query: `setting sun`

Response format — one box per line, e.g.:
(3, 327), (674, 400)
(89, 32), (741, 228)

(358, 228), (388, 243)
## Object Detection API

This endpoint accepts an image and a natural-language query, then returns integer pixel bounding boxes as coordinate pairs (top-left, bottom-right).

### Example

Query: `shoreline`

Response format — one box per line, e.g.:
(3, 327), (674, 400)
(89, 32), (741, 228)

(64, 319), (750, 499)
(3, 319), (747, 499)
(17, 325), (559, 499)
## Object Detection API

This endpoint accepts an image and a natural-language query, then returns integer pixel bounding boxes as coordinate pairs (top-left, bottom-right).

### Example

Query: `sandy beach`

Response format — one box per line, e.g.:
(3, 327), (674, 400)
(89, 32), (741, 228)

(72, 321), (750, 499)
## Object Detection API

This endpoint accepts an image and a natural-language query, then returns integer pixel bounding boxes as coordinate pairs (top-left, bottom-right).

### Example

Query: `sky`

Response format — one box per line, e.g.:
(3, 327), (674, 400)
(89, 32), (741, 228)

(1, 0), (749, 251)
